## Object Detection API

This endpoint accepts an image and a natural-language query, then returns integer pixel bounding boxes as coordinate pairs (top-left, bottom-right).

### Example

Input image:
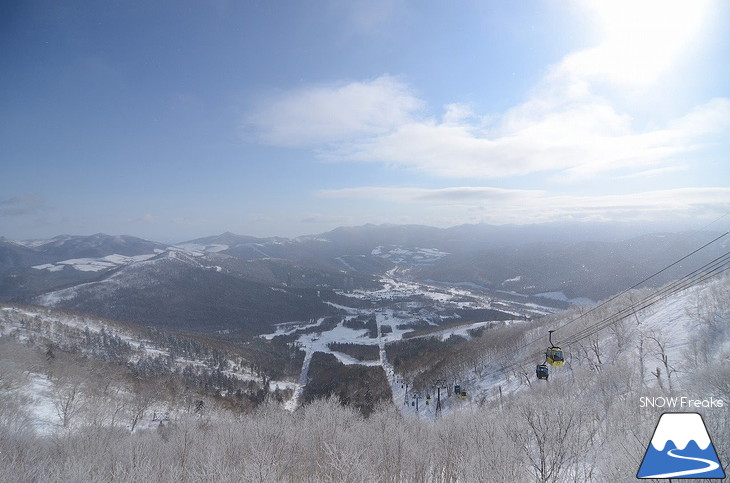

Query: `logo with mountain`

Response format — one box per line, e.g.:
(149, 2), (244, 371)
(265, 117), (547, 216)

(637, 412), (725, 479)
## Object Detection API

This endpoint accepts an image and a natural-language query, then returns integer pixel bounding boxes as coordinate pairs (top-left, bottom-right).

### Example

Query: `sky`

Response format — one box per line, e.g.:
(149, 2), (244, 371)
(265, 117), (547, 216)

(2, 0), (729, 242)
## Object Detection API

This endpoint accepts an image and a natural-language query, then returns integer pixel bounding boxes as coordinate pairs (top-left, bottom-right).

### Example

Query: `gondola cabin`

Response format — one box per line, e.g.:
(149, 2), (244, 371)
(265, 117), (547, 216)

(546, 347), (564, 366)
(536, 364), (549, 380)
(460, 390), (467, 399)
(454, 384), (461, 395)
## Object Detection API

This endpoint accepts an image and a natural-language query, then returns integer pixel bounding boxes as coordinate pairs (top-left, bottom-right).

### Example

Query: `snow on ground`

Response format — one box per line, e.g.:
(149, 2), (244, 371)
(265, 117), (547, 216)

(375, 309), (420, 341)
(1, 305), (261, 386)
(260, 318), (325, 340)
(457, 276), (730, 411)
(270, 380), (298, 392)
(371, 245), (449, 265)
(31, 263), (65, 272)
(268, 271), (534, 411)
(521, 303), (557, 316)
(34, 285), (84, 305)
(425, 280), (487, 291)
(631, 283), (710, 383)
(32, 253), (157, 272)
(16, 238), (58, 248)
(323, 301), (360, 314)
(535, 291), (594, 306)
(175, 243), (229, 253)
(247, 244), (270, 257)
(33, 250), (213, 306)
(380, 274), (728, 419)
(21, 373), (59, 435)
(285, 345), (314, 411)
(336, 257), (356, 271)
(408, 320), (494, 342)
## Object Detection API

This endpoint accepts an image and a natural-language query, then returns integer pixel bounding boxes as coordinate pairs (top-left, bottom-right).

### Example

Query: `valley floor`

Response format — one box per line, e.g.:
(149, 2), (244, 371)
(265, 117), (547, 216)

(262, 272), (559, 414)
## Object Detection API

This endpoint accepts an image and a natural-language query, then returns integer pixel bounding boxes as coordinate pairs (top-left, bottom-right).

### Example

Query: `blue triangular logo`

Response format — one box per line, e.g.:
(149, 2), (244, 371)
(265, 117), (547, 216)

(637, 412), (725, 479)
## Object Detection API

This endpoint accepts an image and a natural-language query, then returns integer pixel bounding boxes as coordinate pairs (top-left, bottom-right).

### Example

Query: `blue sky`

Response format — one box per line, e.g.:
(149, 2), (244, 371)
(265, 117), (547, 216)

(2, 0), (729, 241)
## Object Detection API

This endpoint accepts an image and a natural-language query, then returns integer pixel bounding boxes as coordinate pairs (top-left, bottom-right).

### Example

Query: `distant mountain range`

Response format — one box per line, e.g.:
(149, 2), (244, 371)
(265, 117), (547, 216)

(1, 222), (726, 334)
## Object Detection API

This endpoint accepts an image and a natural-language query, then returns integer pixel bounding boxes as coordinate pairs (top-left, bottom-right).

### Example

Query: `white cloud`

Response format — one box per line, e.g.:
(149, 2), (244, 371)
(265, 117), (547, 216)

(127, 213), (156, 224)
(300, 213), (352, 224)
(247, 74), (729, 181)
(331, 96), (729, 180)
(247, 75), (422, 147)
(245, 2), (727, 184)
(0, 194), (46, 217)
(317, 186), (544, 203)
(614, 165), (688, 180)
(317, 186), (730, 225)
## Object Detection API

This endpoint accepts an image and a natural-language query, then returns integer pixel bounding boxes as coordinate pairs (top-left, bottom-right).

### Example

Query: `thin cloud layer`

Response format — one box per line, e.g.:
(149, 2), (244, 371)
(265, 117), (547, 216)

(0, 195), (46, 217)
(246, 0), (726, 183)
(317, 186), (730, 225)
(241, 0), (728, 229)
(248, 74), (729, 181)
(247, 76), (422, 148)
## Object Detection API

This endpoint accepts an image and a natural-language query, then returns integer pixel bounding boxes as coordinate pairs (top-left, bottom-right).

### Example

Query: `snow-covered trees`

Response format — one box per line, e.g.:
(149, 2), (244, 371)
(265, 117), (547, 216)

(2, 275), (729, 481)
(1, 379), (728, 482)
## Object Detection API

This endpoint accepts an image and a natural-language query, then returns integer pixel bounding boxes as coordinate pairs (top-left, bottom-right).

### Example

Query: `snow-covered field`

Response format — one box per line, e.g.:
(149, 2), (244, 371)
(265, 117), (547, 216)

(264, 267), (730, 419)
(260, 271), (559, 412)
(32, 253), (158, 272)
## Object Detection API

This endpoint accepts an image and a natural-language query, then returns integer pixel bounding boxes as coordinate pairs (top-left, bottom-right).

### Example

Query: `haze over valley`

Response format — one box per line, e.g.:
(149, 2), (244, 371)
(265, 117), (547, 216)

(2, 0), (729, 480)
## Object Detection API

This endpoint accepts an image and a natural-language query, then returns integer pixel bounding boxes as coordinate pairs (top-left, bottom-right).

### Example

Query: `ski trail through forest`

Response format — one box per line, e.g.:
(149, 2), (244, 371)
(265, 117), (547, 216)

(285, 343), (314, 411)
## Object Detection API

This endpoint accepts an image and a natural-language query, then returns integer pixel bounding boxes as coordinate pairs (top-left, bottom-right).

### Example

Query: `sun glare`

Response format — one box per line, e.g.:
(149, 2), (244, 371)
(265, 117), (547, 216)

(578, 0), (712, 84)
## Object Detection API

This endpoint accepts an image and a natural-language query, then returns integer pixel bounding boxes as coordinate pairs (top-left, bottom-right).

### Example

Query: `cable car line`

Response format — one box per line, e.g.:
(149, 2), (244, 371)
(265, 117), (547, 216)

(477, 247), (730, 383)
(491, 232), (729, 376)
(556, 251), (730, 350)
(552, 231), (728, 336)
(560, 251), (730, 346)
(418, 232), (729, 387)
(563, 264), (730, 346)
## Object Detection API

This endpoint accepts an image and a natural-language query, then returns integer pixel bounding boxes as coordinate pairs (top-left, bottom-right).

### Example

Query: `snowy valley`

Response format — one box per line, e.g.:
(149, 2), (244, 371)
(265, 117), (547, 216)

(1, 226), (729, 481)
(1, 267), (729, 481)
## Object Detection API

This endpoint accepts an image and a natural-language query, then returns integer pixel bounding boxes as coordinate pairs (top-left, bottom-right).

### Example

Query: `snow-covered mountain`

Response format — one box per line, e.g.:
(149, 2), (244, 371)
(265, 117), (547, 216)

(3, 226), (726, 341)
(4, 225), (725, 304)
(30, 249), (339, 334)
(2, 261), (727, 482)
(0, 233), (171, 300)
(22, 233), (167, 259)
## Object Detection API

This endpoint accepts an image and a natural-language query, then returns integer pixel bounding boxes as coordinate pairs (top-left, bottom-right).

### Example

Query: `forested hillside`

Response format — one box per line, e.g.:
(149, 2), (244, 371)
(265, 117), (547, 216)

(1, 273), (728, 482)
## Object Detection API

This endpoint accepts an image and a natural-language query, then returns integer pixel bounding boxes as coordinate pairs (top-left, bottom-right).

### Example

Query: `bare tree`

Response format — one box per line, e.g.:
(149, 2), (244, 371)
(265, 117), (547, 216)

(51, 378), (83, 428)
(129, 381), (158, 431)
(647, 331), (677, 394)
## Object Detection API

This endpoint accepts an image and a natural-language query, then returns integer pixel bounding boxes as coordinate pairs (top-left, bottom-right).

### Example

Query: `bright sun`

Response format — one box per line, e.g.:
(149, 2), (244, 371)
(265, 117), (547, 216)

(571, 0), (713, 85)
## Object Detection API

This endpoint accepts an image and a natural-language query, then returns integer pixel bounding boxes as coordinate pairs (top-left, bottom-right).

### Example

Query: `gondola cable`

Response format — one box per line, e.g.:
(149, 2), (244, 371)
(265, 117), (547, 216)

(482, 245), (730, 383)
